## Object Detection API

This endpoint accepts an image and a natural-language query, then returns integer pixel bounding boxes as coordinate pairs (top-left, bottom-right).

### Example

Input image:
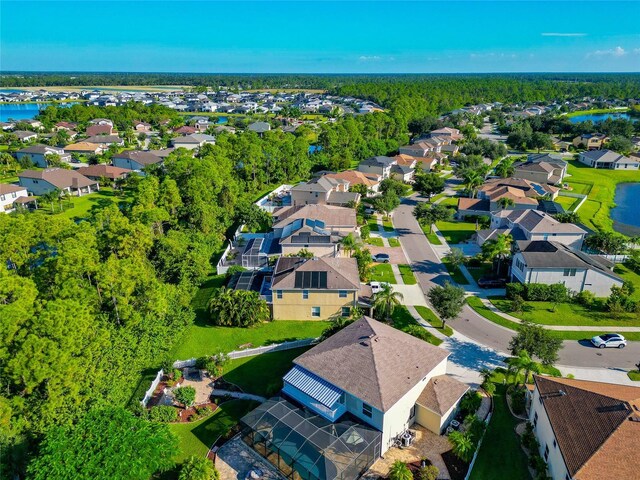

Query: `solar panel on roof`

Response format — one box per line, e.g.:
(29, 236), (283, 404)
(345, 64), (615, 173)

(294, 270), (328, 289)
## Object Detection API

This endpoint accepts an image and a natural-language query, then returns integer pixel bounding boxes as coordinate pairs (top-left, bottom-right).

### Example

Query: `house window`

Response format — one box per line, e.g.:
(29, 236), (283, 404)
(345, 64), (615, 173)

(276, 290), (283, 300)
(303, 290), (309, 300)
(563, 269), (576, 277)
(339, 290), (347, 298)
(362, 403), (373, 418)
(533, 412), (538, 427)
(311, 307), (321, 318)
(341, 307), (350, 317)
(515, 259), (525, 271)
(11, 192), (17, 198)
(544, 444), (549, 461)
(553, 438), (557, 448)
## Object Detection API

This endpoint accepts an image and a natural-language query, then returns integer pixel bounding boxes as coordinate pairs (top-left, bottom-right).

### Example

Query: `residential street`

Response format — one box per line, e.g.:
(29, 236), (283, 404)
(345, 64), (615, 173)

(394, 195), (640, 370)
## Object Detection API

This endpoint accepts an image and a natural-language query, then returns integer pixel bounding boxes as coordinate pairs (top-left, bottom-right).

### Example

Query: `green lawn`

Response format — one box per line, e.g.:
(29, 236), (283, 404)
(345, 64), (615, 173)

(382, 217), (394, 232)
(627, 371), (640, 381)
(49, 187), (133, 221)
(466, 263), (494, 283)
(370, 263), (396, 284)
(366, 237), (384, 247)
(564, 107), (629, 118)
(435, 220), (478, 244)
(564, 158), (640, 233)
(223, 347), (310, 397)
(490, 297), (640, 327)
(614, 264), (640, 301)
(555, 194), (580, 212)
(414, 305), (453, 336)
(438, 196), (459, 208)
(442, 258), (469, 285)
(398, 264), (417, 285)
(420, 223), (442, 245)
(388, 237), (401, 248)
(467, 296), (640, 341)
(391, 306), (442, 346)
(469, 385), (531, 480)
(169, 399), (258, 463)
(367, 216), (380, 232)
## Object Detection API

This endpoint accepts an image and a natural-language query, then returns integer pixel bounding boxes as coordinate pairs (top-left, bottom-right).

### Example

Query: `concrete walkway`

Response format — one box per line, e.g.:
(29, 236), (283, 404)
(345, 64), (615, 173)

(407, 305), (449, 342)
(211, 390), (266, 403)
(390, 264), (403, 284)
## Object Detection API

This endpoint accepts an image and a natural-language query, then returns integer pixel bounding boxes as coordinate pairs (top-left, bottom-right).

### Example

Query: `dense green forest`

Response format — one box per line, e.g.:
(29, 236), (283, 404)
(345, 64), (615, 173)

(2, 74), (640, 478)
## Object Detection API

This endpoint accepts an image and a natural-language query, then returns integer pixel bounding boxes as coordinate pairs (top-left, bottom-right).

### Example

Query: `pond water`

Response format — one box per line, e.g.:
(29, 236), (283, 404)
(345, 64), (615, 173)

(568, 112), (634, 124)
(0, 102), (77, 122)
(612, 182), (640, 236)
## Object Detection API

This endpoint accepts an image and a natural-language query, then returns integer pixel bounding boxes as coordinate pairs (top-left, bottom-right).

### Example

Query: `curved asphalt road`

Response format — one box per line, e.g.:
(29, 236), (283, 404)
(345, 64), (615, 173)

(394, 195), (640, 369)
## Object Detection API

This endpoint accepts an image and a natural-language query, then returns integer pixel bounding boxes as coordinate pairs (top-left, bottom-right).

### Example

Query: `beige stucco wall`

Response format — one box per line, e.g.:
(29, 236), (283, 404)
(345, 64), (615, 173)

(280, 244), (337, 258)
(271, 290), (356, 320)
(415, 405), (442, 434)
(291, 189), (329, 206)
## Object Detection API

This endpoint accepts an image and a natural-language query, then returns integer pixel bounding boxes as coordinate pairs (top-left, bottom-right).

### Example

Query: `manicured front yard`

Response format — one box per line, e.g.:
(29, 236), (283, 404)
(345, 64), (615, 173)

(367, 215), (380, 232)
(382, 217), (394, 232)
(442, 258), (469, 285)
(435, 220), (478, 244)
(169, 399), (258, 463)
(466, 262), (493, 283)
(422, 224), (442, 245)
(469, 385), (531, 480)
(391, 306), (442, 346)
(490, 297), (640, 327)
(388, 237), (401, 248)
(398, 264), (417, 285)
(223, 347), (311, 397)
(467, 296), (640, 341)
(414, 305), (453, 336)
(627, 370), (640, 381)
(370, 263), (396, 284)
(366, 237), (384, 247)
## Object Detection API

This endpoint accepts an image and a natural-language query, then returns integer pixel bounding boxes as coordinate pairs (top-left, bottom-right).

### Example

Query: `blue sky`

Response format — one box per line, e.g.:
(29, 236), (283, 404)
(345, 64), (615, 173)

(2, 1), (639, 73)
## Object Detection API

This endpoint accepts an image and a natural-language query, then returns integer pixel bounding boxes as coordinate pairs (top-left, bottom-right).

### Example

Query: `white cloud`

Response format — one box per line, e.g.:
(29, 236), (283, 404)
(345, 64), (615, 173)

(541, 32), (586, 37)
(358, 55), (382, 62)
(469, 52), (518, 59)
(588, 46), (627, 58)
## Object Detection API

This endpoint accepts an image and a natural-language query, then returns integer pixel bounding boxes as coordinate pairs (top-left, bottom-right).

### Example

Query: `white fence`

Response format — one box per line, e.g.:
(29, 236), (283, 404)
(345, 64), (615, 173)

(557, 191), (587, 212)
(596, 254), (629, 264)
(140, 369), (164, 407)
(255, 184), (293, 213)
(172, 337), (320, 369)
(464, 408), (494, 480)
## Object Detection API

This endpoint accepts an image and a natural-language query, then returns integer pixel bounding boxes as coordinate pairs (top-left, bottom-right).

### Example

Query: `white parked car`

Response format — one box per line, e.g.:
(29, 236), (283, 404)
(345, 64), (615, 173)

(591, 333), (627, 349)
(369, 281), (390, 294)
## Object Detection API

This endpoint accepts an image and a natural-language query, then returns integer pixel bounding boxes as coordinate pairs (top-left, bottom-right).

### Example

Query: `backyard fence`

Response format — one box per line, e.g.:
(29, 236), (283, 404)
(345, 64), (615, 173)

(216, 242), (233, 275)
(140, 369), (164, 407)
(172, 337), (320, 369)
(596, 254), (629, 264)
(557, 191), (587, 212)
(464, 395), (494, 480)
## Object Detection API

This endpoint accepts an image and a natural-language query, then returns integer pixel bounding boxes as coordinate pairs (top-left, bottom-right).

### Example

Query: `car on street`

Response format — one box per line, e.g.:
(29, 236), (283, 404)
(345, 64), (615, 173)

(477, 276), (506, 288)
(372, 253), (390, 263)
(591, 333), (627, 349)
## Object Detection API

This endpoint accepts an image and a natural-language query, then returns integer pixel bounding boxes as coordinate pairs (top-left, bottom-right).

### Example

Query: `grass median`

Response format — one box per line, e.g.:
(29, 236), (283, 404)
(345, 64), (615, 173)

(414, 305), (453, 336)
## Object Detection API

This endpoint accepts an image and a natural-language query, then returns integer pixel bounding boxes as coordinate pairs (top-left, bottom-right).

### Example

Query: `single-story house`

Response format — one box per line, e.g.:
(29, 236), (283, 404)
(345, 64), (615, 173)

(111, 150), (164, 171)
(13, 130), (38, 142)
(171, 133), (216, 150)
(528, 375), (640, 480)
(133, 121), (152, 132)
(247, 121), (271, 134)
(84, 134), (124, 146)
(15, 145), (71, 168)
(240, 317), (468, 479)
(578, 150), (639, 170)
(64, 142), (104, 155)
(76, 164), (132, 182)
(86, 124), (114, 136)
(18, 168), (99, 197)
(511, 240), (623, 296)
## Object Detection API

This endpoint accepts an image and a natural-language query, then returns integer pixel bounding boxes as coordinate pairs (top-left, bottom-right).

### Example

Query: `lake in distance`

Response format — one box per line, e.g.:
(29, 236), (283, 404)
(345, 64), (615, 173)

(569, 112), (634, 123)
(612, 182), (640, 236)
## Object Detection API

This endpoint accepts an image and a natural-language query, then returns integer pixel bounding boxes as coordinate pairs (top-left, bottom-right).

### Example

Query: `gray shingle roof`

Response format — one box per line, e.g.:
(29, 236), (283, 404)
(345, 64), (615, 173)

(416, 375), (469, 415)
(294, 316), (449, 411)
(516, 240), (619, 275)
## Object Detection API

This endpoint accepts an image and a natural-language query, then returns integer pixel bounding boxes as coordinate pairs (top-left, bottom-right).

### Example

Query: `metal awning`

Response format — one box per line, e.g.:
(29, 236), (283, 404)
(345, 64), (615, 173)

(283, 366), (344, 408)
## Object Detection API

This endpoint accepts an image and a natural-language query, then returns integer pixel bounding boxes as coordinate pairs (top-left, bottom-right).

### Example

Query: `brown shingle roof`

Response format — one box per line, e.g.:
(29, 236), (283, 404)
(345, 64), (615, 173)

(416, 375), (469, 415)
(77, 164), (131, 179)
(273, 204), (357, 229)
(112, 150), (163, 166)
(534, 375), (640, 479)
(0, 184), (26, 195)
(294, 316), (450, 411)
(271, 256), (360, 290)
(19, 168), (97, 190)
(324, 170), (380, 188)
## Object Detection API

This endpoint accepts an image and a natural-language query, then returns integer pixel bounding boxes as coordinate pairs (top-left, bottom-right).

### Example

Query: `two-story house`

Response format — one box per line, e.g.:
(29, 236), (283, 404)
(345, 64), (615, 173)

(324, 170), (381, 194)
(270, 256), (361, 320)
(578, 150), (639, 170)
(572, 133), (607, 150)
(240, 317), (468, 480)
(0, 184), (28, 213)
(111, 150), (164, 171)
(476, 210), (587, 250)
(290, 176), (360, 207)
(15, 145), (71, 168)
(275, 218), (341, 258)
(511, 240), (623, 296)
(357, 156), (397, 179)
(273, 204), (358, 235)
(513, 154), (568, 185)
(528, 375), (640, 480)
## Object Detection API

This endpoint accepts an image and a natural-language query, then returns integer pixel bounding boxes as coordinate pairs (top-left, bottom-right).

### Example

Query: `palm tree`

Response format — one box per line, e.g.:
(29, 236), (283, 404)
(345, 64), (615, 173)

(372, 283), (404, 322)
(497, 197), (515, 210)
(464, 171), (484, 199)
(388, 461), (413, 480)
(340, 233), (358, 258)
(481, 233), (512, 275)
(448, 431), (475, 463)
(506, 350), (542, 386)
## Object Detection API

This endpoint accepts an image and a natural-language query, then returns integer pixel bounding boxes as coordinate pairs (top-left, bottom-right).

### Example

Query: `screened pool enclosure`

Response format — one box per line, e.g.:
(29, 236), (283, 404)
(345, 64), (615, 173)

(240, 398), (382, 480)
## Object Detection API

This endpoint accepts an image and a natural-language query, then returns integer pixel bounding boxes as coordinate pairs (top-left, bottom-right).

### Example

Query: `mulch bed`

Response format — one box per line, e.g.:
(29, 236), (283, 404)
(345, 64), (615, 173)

(407, 459), (436, 479)
(441, 450), (469, 480)
(175, 402), (219, 423)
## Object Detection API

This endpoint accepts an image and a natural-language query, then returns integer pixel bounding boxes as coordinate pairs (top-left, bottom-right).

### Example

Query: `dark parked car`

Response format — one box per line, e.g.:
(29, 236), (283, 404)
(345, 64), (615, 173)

(477, 277), (506, 288)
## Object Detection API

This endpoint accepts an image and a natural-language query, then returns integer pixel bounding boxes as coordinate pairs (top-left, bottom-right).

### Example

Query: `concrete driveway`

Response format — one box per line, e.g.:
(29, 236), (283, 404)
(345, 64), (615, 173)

(393, 194), (640, 370)
(367, 246), (407, 264)
(389, 284), (428, 306)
